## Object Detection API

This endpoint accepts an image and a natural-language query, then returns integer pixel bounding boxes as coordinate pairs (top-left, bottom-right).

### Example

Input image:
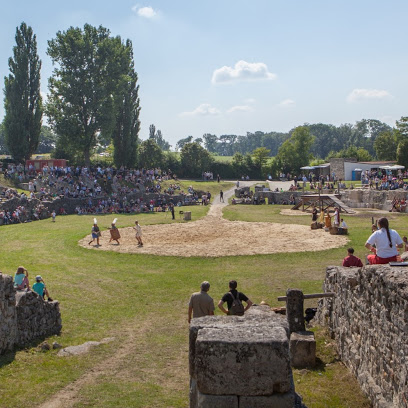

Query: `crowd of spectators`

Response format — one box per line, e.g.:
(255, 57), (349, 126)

(360, 170), (408, 190)
(0, 202), (48, 225)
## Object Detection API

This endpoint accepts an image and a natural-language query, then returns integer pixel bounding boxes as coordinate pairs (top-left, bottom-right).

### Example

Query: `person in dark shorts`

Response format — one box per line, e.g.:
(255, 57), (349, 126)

(218, 280), (253, 316)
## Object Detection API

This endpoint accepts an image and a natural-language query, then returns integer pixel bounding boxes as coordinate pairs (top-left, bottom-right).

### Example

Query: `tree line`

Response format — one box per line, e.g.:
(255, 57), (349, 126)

(181, 119), (399, 161)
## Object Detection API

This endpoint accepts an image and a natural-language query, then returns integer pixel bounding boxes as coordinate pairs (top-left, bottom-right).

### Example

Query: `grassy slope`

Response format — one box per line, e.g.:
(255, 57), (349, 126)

(0, 201), (400, 407)
(159, 180), (233, 197)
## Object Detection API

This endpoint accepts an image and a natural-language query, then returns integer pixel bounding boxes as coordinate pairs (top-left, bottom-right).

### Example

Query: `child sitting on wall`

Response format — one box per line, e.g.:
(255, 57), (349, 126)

(32, 275), (53, 301)
(14, 266), (30, 291)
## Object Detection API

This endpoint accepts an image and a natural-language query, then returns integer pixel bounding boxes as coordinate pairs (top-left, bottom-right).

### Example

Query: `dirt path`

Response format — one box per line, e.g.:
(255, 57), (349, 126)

(38, 323), (142, 408)
(78, 182), (348, 257)
(38, 313), (187, 408)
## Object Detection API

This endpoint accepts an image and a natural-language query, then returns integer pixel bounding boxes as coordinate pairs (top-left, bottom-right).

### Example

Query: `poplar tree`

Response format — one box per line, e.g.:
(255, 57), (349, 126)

(4, 22), (42, 162)
(112, 41), (140, 168)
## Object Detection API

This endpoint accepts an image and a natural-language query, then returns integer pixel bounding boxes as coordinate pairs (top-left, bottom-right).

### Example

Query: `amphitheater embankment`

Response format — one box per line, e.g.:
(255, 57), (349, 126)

(0, 273), (61, 354)
(247, 189), (408, 210)
(317, 265), (408, 408)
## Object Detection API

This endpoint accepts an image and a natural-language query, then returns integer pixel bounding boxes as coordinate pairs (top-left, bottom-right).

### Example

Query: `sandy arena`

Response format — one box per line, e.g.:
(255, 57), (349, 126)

(79, 183), (349, 257)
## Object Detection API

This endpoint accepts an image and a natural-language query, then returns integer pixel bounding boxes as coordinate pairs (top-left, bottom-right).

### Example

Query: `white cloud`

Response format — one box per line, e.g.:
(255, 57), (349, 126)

(278, 99), (296, 108)
(227, 105), (253, 114)
(245, 98), (256, 104)
(347, 88), (392, 103)
(180, 103), (221, 117)
(211, 60), (277, 84)
(132, 5), (157, 18)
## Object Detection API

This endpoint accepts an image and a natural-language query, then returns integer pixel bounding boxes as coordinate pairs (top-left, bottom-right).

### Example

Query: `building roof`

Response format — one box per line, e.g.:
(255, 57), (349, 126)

(358, 161), (396, 165)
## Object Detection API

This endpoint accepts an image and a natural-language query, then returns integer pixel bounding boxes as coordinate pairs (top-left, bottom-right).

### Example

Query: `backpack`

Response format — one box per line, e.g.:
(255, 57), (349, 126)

(229, 291), (245, 316)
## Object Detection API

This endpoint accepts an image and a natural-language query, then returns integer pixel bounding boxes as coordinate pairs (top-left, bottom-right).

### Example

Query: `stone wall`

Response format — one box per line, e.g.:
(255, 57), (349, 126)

(329, 158), (357, 180)
(15, 291), (62, 346)
(189, 306), (305, 407)
(0, 273), (61, 354)
(0, 273), (17, 354)
(317, 265), (408, 408)
(340, 189), (408, 211)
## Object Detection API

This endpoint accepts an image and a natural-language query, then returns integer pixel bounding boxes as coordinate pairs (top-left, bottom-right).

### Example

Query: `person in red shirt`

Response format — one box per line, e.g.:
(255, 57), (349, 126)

(342, 248), (364, 267)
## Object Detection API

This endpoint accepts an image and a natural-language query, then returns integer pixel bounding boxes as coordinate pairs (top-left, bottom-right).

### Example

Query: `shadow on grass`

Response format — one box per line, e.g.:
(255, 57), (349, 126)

(0, 350), (16, 368)
(0, 335), (61, 368)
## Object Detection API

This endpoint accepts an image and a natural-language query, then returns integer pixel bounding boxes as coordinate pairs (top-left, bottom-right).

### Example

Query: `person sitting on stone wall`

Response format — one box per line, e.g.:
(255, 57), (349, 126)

(338, 218), (348, 235)
(14, 266), (30, 291)
(32, 275), (53, 301)
(365, 217), (403, 264)
(342, 248), (363, 267)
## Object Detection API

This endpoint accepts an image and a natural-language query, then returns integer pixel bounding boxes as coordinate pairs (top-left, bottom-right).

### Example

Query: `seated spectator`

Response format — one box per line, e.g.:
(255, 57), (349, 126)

(32, 275), (53, 301)
(338, 218), (348, 235)
(342, 248), (363, 267)
(14, 266), (30, 290)
(403, 236), (408, 252)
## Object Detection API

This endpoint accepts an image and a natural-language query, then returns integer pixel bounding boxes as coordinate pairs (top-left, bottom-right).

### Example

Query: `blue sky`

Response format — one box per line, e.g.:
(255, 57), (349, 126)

(0, 1), (407, 147)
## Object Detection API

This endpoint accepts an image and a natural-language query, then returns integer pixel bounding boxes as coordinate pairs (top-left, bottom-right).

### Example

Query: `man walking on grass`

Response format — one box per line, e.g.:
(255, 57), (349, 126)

(220, 190), (224, 202)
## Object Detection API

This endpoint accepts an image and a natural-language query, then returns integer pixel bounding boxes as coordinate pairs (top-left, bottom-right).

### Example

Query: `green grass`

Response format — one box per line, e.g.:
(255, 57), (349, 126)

(0, 200), (399, 407)
(160, 179), (234, 198)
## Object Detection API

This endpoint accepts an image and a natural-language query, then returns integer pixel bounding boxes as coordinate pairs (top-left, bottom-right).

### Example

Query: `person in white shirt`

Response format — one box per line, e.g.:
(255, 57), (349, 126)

(365, 217), (403, 264)
(133, 220), (143, 247)
(338, 218), (348, 235)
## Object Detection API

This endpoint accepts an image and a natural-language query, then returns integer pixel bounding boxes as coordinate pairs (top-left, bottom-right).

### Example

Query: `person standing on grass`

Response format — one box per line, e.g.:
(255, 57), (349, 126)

(133, 220), (143, 247)
(170, 202), (175, 220)
(188, 281), (215, 323)
(333, 207), (340, 227)
(220, 190), (224, 202)
(51, 210), (56, 222)
(218, 280), (252, 316)
(365, 217), (403, 264)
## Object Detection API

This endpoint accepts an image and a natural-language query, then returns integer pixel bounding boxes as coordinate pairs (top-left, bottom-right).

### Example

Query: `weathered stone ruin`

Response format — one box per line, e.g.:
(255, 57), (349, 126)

(0, 272), (61, 354)
(318, 265), (408, 408)
(340, 189), (407, 211)
(189, 306), (305, 407)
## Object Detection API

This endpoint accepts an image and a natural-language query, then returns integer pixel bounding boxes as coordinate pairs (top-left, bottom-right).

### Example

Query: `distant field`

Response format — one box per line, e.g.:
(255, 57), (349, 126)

(0, 154), (51, 160)
(212, 155), (233, 163)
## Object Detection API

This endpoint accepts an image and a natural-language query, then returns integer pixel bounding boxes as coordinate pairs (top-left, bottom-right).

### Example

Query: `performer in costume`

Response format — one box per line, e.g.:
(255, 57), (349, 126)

(324, 211), (332, 228)
(133, 220), (143, 247)
(109, 218), (121, 245)
(88, 218), (101, 246)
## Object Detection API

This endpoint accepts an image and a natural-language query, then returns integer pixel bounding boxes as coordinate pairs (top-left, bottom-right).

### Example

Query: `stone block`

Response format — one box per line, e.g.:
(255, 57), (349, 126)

(189, 378), (197, 408)
(290, 331), (316, 368)
(286, 289), (305, 333)
(189, 307), (288, 378)
(194, 325), (291, 396)
(196, 392), (238, 408)
(239, 392), (295, 408)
